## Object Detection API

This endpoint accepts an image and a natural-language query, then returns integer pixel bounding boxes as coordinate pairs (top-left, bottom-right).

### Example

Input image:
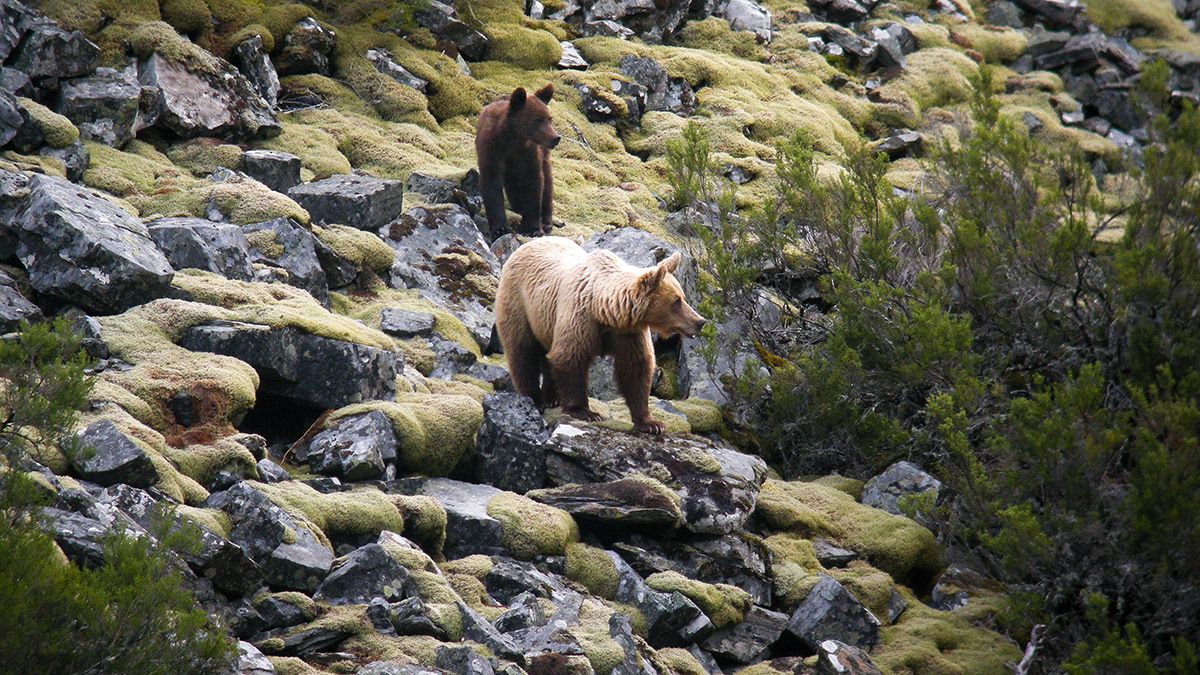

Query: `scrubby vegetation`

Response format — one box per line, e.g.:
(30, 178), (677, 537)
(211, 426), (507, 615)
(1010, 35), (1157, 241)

(673, 62), (1200, 670)
(0, 319), (235, 673)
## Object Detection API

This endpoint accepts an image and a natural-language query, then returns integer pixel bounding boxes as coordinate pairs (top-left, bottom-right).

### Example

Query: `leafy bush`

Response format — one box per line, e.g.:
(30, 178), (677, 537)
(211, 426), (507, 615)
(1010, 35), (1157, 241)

(0, 318), (235, 674)
(668, 62), (1200, 668)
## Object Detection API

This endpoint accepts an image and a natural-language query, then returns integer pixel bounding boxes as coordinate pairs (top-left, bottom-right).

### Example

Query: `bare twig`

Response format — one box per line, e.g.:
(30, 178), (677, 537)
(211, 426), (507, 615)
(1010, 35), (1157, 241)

(1015, 624), (1045, 675)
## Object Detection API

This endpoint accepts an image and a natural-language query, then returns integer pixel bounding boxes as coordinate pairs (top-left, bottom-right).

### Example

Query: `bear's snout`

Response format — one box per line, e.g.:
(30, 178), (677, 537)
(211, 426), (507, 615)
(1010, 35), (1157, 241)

(547, 135), (561, 149)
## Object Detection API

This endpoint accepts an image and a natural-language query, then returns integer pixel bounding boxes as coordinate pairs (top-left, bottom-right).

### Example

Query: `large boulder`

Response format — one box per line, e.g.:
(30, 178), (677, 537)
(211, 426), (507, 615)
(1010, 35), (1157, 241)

(315, 543), (412, 605)
(473, 392), (551, 493)
(582, 227), (698, 299)
(243, 217), (329, 304)
(617, 56), (694, 117)
(528, 476), (682, 527)
(614, 532), (773, 606)
(147, 217), (255, 281)
(56, 67), (140, 147)
(13, 174), (173, 313)
(0, 0), (33, 62)
(206, 482), (333, 592)
(787, 575), (881, 651)
(380, 204), (499, 350)
(138, 52), (278, 140)
(288, 174), (404, 230)
(180, 321), (397, 409)
(240, 150), (301, 194)
(69, 420), (159, 488)
(718, 0), (772, 42)
(701, 605), (788, 663)
(546, 423), (767, 535)
(606, 548), (714, 647)
(8, 22), (99, 84)
(232, 35), (280, 108)
(389, 478), (506, 559)
(413, 2), (488, 62)
(303, 411), (396, 481)
(0, 89), (23, 147)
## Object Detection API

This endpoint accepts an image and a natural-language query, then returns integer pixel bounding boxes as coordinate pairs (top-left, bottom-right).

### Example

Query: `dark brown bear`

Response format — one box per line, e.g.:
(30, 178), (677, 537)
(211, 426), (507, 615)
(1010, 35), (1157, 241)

(475, 84), (561, 238)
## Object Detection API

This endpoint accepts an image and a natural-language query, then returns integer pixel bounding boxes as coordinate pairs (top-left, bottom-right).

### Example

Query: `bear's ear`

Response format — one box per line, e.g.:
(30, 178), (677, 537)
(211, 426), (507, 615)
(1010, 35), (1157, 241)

(660, 251), (681, 274)
(637, 264), (669, 295)
(510, 87), (527, 109)
(535, 83), (554, 103)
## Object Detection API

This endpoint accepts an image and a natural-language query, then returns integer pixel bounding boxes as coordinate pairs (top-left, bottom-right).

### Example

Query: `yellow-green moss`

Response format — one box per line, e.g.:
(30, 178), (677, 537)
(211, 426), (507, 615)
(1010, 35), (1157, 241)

(312, 224), (395, 273)
(390, 494), (447, 554)
(252, 118), (352, 180)
(675, 17), (768, 61)
(438, 554), (494, 579)
(829, 561), (897, 623)
(486, 491), (580, 560)
(210, 175), (310, 224)
(645, 571), (751, 628)
(16, 98), (79, 148)
(0, 151), (68, 178)
(330, 283), (480, 366)
(652, 647), (709, 675)
(1083, 0), (1194, 44)
(461, 0), (562, 69)
(328, 394), (481, 476)
(756, 480), (944, 587)
(571, 599), (634, 675)
(766, 532), (824, 609)
(873, 587), (1021, 674)
(875, 48), (980, 123)
(808, 474), (865, 499)
(950, 24), (1027, 63)
(162, 436), (257, 487)
(669, 398), (725, 434)
(166, 138), (244, 176)
(565, 542), (619, 599)
(160, 0), (213, 34)
(254, 480), (404, 546)
(178, 505), (232, 537)
(129, 20), (224, 73)
(253, 591), (321, 621)
(267, 656), (323, 675)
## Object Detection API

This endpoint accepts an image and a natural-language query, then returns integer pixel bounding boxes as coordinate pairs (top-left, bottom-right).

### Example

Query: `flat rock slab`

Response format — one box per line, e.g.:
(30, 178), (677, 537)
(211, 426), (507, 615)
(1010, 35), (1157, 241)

(701, 605), (788, 663)
(546, 423), (767, 535)
(14, 174), (173, 313)
(527, 476), (682, 527)
(288, 174), (404, 230)
(241, 149), (299, 193)
(388, 477), (506, 559)
(180, 320), (396, 409)
(69, 419), (159, 488)
(148, 217), (254, 281)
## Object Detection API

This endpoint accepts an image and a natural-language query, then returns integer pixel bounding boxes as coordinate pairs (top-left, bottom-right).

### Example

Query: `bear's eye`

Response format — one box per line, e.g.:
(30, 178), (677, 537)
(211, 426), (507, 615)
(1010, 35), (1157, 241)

(673, 298), (682, 308)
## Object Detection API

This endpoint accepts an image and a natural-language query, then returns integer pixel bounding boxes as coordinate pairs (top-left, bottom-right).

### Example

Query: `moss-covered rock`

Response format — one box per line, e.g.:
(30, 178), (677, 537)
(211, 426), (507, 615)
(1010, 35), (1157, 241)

(565, 542), (620, 599)
(252, 481), (404, 547)
(756, 479), (944, 589)
(311, 224), (395, 273)
(873, 587), (1021, 674)
(327, 393), (483, 476)
(390, 494), (447, 554)
(645, 570), (752, 628)
(17, 98), (79, 148)
(485, 491), (579, 560)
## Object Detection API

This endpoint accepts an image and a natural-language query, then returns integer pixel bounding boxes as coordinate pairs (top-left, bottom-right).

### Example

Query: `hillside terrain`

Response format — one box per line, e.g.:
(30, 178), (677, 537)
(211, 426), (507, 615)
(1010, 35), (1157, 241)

(0, 0), (1198, 672)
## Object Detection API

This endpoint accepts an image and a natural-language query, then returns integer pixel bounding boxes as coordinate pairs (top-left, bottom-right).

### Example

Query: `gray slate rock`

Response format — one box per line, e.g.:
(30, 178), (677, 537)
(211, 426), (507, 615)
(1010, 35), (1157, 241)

(70, 419), (159, 488)
(276, 18), (336, 76)
(459, 601), (526, 664)
(138, 52), (279, 140)
(614, 532), (773, 606)
(57, 67), (140, 147)
(558, 41), (589, 69)
(289, 173), (404, 230)
(379, 308), (436, 338)
(701, 605), (788, 663)
(0, 0), (33, 62)
(618, 55), (694, 116)
(255, 594), (309, 631)
(365, 48), (428, 92)
(241, 150), (300, 194)
(547, 423), (767, 535)
(1012, 0), (1082, 26)
(244, 216), (329, 303)
(235, 640), (275, 675)
(389, 478), (506, 559)
(315, 543), (413, 605)
(815, 639), (883, 675)
(0, 266), (42, 331)
(813, 538), (857, 567)
(0, 89), (21, 147)
(719, 0), (772, 42)
(368, 596), (446, 638)
(473, 392), (550, 493)
(561, 0), (691, 43)
(232, 35), (280, 107)
(181, 320), (397, 409)
(13, 175), (173, 313)
(40, 506), (112, 568)
(861, 460), (941, 516)
(306, 411), (396, 481)
(0, 66), (32, 96)
(787, 575), (880, 651)
(415, 1), (489, 61)
(257, 458), (292, 483)
(40, 140), (88, 182)
(358, 662), (441, 675)
(608, 549), (713, 647)
(435, 646), (496, 675)
(380, 204), (499, 349)
(206, 481), (333, 592)
(148, 217), (255, 281)
(9, 22), (98, 82)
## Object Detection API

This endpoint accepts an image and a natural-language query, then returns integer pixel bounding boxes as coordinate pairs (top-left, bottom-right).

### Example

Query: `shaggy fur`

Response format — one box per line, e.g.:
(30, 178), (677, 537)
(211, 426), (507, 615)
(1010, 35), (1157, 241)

(475, 84), (560, 238)
(496, 237), (707, 434)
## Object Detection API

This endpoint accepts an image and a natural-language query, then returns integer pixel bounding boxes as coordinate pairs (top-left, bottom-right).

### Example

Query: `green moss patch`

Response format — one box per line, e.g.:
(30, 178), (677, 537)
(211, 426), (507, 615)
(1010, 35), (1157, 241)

(16, 98), (79, 148)
(327, 394), (483, 476)
(254, 480), (404, 546)
(312, 224), (395, 273)
(486, 491), (580, 560)
(645, 571), (751, 628)
(756, 479), (944, 589)
(390, 494), (447, 555)
(565, 542), (620, 599)
(873, 587), (1021, 674)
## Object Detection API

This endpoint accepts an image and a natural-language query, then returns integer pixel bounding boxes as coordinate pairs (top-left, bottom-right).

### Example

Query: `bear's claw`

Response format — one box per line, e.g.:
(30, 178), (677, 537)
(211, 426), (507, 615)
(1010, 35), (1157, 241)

(563, 406), (604, 422)
(634, 419), (665, 435)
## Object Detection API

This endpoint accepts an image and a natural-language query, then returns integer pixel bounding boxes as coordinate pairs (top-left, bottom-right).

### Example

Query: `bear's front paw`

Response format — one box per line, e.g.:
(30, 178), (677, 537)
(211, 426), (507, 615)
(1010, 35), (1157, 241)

(634, 419), (665, 435)
(563, 406), (604, 422)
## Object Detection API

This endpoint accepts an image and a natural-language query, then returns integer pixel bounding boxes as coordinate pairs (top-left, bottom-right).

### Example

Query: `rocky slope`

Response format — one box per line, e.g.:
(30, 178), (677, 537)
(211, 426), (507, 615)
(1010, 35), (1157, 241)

(0, 0), (1196, 672)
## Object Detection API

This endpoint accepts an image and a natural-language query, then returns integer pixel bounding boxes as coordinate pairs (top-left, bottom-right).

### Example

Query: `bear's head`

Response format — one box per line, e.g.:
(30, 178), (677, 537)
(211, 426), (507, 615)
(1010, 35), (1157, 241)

(507, 84), (561, 149)
(635, 252), (707, 338)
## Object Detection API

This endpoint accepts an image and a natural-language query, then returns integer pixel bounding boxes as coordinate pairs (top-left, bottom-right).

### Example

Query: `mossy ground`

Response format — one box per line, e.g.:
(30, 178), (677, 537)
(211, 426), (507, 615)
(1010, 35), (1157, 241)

(327, 393), (484, 476)
(645, 570), (751, 628)
(565, 542), (620, 599)
(486, 491), (580, 560)
(873, 587), (1022, 674)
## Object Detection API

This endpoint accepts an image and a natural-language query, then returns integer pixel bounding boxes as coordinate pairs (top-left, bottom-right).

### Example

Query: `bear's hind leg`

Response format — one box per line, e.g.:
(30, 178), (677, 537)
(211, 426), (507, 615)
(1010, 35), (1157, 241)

(612, 331), (663, 434)
(548, 344), (602, 422)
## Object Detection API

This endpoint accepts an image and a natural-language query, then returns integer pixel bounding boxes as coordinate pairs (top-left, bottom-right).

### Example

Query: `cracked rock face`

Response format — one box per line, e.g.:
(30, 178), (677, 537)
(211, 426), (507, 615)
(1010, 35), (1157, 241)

(148, 217), (255, 281)
(787, 574), (881, 651)
(547, 423), (767, 535)
(137, 52), (279, 140)
(861, 460), (941, 515)
(304, 411), (396, 481)
(14, 174), (174, 313)
(56, 67), (140, 147)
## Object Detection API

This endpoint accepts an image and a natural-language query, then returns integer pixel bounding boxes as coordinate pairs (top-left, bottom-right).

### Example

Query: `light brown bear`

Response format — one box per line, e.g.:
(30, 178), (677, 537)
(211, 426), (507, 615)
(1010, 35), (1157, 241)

(496, 236), (707, 434)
